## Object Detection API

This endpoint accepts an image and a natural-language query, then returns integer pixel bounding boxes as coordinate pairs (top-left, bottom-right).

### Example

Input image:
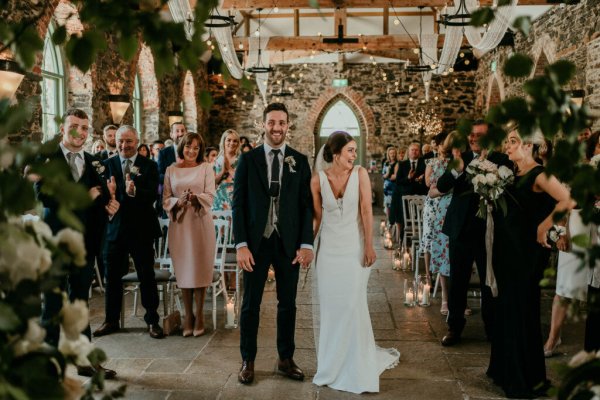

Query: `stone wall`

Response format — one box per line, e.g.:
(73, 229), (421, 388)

(475, 0), (600, 131)
(207, 63), (478, 163)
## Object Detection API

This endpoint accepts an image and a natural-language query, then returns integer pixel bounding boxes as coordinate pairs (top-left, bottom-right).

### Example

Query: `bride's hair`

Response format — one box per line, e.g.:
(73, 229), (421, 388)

(323, 131), (355, 162)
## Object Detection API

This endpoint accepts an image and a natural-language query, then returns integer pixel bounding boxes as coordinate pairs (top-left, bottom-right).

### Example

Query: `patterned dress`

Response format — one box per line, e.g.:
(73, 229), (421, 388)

(420, 157), (452, 276)
(212, 155), (238, 211)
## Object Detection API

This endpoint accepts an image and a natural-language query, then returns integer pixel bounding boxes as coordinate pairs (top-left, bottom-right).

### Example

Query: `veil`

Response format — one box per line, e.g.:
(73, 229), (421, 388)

(314, 144), (331, 172)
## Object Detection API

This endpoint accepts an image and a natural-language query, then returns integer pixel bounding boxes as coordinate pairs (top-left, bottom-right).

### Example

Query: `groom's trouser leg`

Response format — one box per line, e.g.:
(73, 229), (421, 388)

(447, 238), (475, 335)
(239, 237), (271, 361)
(272, 237), (299, 360)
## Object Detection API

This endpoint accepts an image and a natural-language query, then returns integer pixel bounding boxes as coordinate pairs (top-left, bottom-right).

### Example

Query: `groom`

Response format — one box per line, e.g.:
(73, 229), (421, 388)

(233, 102), (314, 385)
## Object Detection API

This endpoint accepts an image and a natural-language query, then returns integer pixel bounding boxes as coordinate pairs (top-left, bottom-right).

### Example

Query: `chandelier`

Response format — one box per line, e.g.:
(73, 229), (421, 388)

(245, 8), (273, 74)
(406, 109), (443, 139)
(272, 50), (294, 99)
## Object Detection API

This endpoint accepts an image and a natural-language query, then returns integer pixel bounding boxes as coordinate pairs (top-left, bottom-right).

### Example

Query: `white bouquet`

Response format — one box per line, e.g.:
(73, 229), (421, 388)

(466, 158), (514, 219)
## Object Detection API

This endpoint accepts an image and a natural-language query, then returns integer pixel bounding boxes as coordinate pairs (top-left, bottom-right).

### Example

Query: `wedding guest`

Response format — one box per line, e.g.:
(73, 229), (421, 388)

(158, 122), (187, 185)
(151, 140), (165, 161)
(241, 143), (253, 153)
(93, 125), (165, 339)
(423, 135), (440, 160)
(213, 129), (241, 211)
(240, 136), (251, 148)
(381, 146), (398, 222)
(422, 131), (453, 314)
(35, 108), (119, 379)
(138, 143), (151, 158)
(205, 146), (218, 164)
(398, 147), (406, 161)
(91, 139), (106, 154)
(437, 120), (512, 346)
(421, 143), (432, 158)
(163, 133), (216, 337)
(544, 131), (600, 356)
(487, 129), (573, 398)
(389, 142), (426, 245)
(96, 124), (118, 160)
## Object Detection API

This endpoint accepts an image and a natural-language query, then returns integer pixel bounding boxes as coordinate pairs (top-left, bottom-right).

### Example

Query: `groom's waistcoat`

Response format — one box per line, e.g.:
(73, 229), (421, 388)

(232, 145), (314, 258)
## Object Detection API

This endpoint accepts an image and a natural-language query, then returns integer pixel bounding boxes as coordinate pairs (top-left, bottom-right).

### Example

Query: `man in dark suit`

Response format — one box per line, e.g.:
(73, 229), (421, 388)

(157, 122), (186, 185)
(233, 103), (314, 385)
(437, 120), (512, 346)
(96, 124), (118, 160)
(92, 125), (165, 339)
(390, 142), (427, 244)
(35, 108), (119, 378)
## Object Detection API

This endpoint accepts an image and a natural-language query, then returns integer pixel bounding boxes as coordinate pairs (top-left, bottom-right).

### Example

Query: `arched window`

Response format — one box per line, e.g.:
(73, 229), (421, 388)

(132, 74), (142, 134)
(41, 23), (66, 142)
(318, 99), (363, 165)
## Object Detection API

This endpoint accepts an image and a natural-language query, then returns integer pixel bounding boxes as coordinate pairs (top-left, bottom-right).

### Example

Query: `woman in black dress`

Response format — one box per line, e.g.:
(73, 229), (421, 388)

(487, 130), (574, 398)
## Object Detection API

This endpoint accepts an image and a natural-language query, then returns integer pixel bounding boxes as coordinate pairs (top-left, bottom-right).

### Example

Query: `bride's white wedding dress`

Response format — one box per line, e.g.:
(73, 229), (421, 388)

(312, 166), (400, 394)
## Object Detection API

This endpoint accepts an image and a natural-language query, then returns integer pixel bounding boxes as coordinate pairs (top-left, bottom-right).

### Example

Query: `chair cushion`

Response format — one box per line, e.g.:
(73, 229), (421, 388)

(121, 269), (171, 283)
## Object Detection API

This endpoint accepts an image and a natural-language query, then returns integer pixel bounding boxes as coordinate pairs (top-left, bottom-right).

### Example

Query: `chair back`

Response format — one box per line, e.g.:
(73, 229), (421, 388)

(213, 218), (230, 274)
(213, 210), (234, 249)
(408, 196), (426, 241)
(155, 217), (171, 271)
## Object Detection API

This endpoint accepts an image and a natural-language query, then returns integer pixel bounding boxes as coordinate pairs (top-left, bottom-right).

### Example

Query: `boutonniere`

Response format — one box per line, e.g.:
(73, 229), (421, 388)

(91, 160), (105, 176)
(130, 166), (140, 177)
(284, 156), (296, 173)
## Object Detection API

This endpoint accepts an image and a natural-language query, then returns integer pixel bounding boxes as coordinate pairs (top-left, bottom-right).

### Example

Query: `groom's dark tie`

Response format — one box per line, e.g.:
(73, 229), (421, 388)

(270, 149), (281, 197)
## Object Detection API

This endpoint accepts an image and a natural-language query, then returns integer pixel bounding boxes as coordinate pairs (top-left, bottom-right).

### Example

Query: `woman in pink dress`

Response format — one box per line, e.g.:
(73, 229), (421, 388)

(163, 133), (216, 337)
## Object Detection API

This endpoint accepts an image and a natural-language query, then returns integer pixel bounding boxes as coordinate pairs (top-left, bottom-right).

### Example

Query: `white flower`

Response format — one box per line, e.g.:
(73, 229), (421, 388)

(498, 165), (513, 180)
(485, 173), (498, 185)
(59, 333), (94, 366)
(91, 160), (105, 175)
(284, 156), (296, 173)
(472, 175), (486, 187)
(61, 299), (89, 341)
(13, 319), (47, 357)
(130, 166), (140, 176)
(590, 154), (600, 168)
(0, 225), (53, 286)
(23, 219), (54, 244)
(568, 350), (596, 368)
(0, 149), (15, 170)
(56, 228), (86, 267)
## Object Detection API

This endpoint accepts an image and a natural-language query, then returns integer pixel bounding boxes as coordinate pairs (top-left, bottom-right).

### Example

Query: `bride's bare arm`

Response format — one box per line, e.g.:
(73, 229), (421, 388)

(358, 167), (376, 267)
(310, 173), (322, 240)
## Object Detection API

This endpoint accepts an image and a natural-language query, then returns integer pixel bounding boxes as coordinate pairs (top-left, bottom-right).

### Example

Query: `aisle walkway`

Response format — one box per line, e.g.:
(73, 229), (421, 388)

(83, 211), (585, 399)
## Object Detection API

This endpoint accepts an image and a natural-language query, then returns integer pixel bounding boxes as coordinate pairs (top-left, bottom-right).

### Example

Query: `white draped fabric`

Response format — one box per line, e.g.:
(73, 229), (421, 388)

(420, 33), (439, 101)
(464, 0), (518, 55)
(213, 26), (244, 79)
(247, 36), (271, 104)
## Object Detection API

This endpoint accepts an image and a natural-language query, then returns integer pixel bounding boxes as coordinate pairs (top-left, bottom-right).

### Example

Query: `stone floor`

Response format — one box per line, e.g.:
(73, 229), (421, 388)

(78, 211), (587, 399)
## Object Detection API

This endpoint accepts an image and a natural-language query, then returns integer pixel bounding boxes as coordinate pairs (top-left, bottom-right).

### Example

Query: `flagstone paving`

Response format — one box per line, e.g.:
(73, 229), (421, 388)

(76, 211), (586, 399)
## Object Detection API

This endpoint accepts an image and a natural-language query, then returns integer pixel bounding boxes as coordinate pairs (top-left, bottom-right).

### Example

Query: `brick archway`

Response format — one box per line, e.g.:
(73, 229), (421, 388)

(530, 34), (557, 78)
(486, 72), (505, 112)
(307, 88), (376, 160)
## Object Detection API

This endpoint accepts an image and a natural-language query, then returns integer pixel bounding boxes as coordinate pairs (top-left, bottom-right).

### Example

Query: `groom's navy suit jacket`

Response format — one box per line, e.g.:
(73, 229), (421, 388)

(232, 145), (313, 259)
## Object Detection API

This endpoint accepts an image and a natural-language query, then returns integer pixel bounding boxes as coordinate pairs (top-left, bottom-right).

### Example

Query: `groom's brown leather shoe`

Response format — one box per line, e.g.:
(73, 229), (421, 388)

(277, 358), (305, 381)
(238, 360), (254, 384)
(92, 321), (120, 337)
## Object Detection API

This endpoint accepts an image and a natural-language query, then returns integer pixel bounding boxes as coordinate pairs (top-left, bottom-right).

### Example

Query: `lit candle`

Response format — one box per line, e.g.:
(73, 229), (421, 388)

(394, 258), (401, 270)
(421, 284), (431, 305)
(406, 290), (414, 304)
(402, 252), (410, 270)
(226, 301), (235, 326)
(267, 268), (275, 282)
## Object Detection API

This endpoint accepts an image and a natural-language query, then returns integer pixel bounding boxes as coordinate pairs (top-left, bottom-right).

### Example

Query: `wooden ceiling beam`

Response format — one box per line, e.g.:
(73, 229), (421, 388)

(334, 8), (347, 36)
(243, 11), (434, 18)
(222, 0), (554, 9)
(233, 34), (465, 51)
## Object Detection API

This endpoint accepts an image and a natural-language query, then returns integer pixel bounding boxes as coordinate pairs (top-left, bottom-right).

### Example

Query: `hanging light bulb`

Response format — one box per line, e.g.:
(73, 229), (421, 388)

(444, 89), (449, 94)
(299, 73), (303, 78)
(449, 67), (454, 73)
(303, 63), (308, 68)
(274, 6), (279, 13)
(238, 43), (244, 49)
(291, 73), (296, 79)
(395, 81), (399, 86)
(362, 45), (367, 51)
(394, 18), (400, 25)
(409, 97), (413, 101)
(464, 59), (470, 65)
(421, 99), (426, 103)
(232, 94), (237, 99)
(207, 39), (212, 46)
(255, 30), (260, 37)
(211, 45), (215, 50)
(434, 96), (439, 101)
(413, 48), (420, 54)
(454, 78), (458, 83)
(459, 52), (465, 58)
(242, 100), (246, 105)
(223, 45), (228, 52)
(369, 56), (374, 60)
(223, 84), (227, 89)
(318, 32), (322, 37)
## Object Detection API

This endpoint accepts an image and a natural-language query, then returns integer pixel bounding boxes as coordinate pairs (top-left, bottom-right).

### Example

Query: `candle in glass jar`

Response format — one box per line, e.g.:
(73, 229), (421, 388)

(226, 301), (235, 326)
(406, 290), (414, 304)
(402, 253), (410, 269)
(421, 284), (431, 304)
(394, 258), (401, 269)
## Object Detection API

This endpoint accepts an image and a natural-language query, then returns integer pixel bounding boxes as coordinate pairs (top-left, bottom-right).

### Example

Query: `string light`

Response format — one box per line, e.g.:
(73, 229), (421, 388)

(406, 108), (443, 137)
(238, 43), (244, 49)
(274, 6), (279, 13)
(394, 18), (400, 25)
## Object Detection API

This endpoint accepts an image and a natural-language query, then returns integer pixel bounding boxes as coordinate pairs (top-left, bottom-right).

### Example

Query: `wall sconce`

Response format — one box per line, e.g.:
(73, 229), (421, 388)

(107, 94), (130, 124)
(0, 59), (25, 100)
(569, 89), (585, 106)
(167, 110), (183, 127)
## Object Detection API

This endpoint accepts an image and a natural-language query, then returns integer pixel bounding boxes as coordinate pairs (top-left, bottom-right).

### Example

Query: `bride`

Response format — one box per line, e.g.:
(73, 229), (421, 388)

(311, 131), (400, 394)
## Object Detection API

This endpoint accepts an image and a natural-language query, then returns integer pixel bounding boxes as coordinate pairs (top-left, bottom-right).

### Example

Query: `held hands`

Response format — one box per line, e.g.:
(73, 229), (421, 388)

(237, 246), (255, 272)
(363, 246), (376, 268)
(125, 173), (136, 196)
(292, 248), (314, 269)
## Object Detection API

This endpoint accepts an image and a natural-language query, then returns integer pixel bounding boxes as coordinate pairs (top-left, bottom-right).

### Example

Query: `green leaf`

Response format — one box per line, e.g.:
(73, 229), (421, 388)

(546, 60), (576, 86)
(0, 302), (21, 330)
(118, 34), (138, 61)
(51, 25), (67, 45)
(4, 382), (29, 400)
(470, 7), (495, 27)
(198, 90), (213, 110)
(512, 16), (532, 36)
(571, 233), (590, 248)
(503, 53), (534, 78)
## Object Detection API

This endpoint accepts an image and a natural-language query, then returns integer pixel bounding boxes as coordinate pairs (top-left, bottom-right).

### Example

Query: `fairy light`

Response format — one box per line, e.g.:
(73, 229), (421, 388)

(406, 108), (443, 137)
(394, 19), (400, 25)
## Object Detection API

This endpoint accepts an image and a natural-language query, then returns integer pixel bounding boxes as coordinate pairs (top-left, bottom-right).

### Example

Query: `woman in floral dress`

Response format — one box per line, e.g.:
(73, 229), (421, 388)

(422, 132), (455, 314)
(212, 129), (241, 211)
